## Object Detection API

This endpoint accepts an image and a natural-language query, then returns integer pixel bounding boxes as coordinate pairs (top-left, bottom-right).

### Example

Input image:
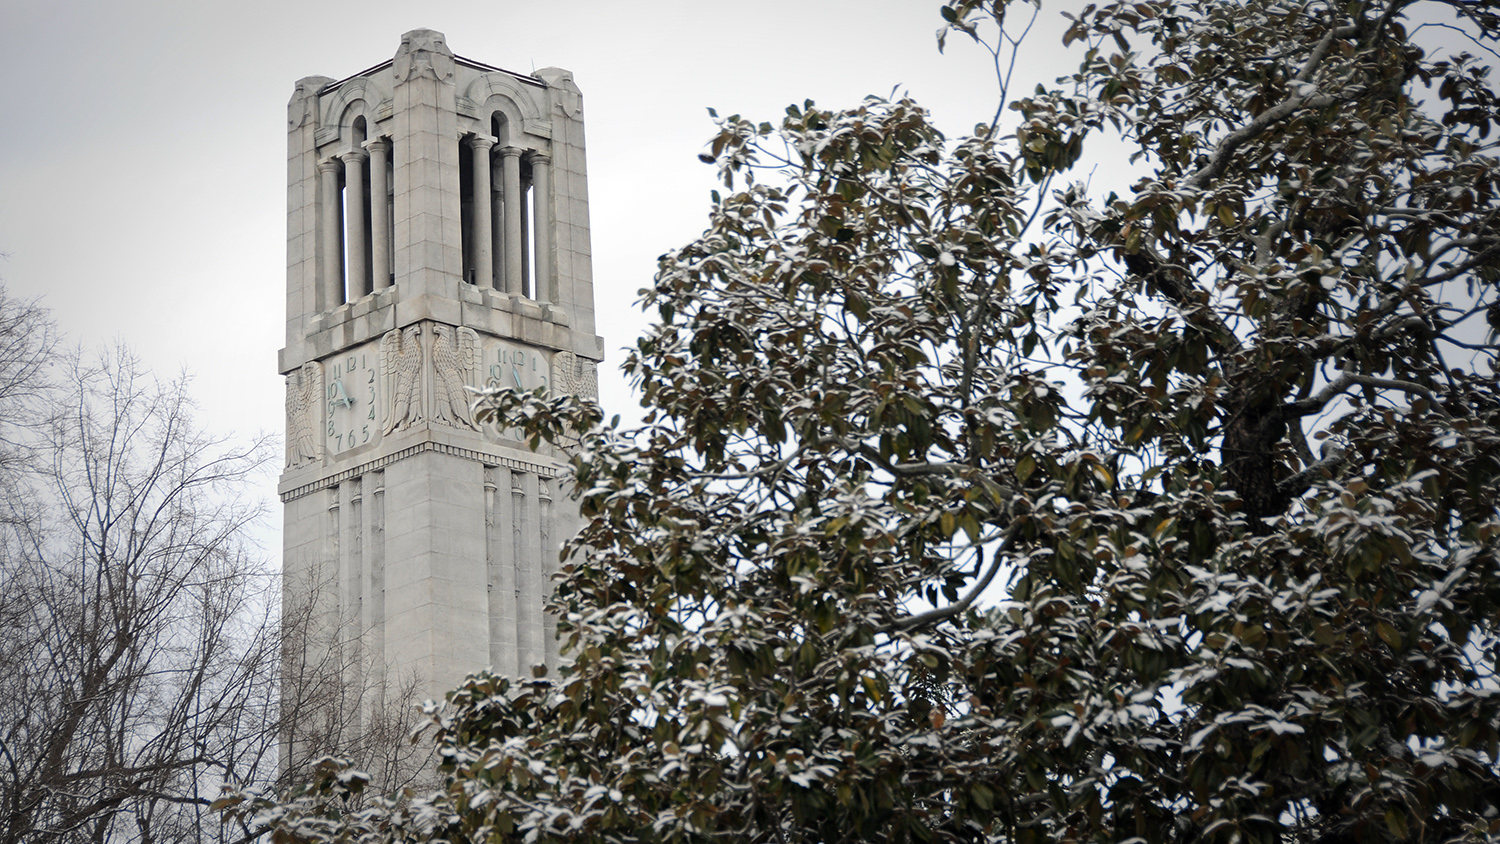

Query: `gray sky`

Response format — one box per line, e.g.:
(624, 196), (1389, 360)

(0, 0), (1080, 552)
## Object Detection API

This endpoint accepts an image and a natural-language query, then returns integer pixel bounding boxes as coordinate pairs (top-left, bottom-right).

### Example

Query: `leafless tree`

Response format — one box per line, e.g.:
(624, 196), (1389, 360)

(277, 572), (430, 797)
(0, 343), (281, 844)
(0, 288), (54, 486)
(0, 285), (428, 842)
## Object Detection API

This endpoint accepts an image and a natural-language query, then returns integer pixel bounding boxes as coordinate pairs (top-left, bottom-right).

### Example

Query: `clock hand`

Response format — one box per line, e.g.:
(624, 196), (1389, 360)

(330, 379), (355, 409)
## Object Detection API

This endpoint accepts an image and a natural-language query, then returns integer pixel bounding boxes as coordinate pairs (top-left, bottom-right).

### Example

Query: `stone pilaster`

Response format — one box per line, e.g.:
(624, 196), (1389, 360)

(288, 75), (334, 348)
(391, 29), (462, 308)
(536, 66), (596, 335)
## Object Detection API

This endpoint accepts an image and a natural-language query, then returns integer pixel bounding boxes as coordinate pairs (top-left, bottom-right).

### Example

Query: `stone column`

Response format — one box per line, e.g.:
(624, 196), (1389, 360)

(365, 138), (392, 290)
(469, 135), (495, 289)
(341, 149), (370, 299)
(318, 159), (344, 309)
(490, 153), (504, 291)
(528, 151), (553, 304)
(499, 146), (524, 296)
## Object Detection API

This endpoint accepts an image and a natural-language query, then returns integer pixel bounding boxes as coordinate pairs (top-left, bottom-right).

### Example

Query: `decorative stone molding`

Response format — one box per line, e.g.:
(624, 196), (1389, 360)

(318, 77), (389, 143)
(280, 439), (560, 503)
(464, 73), (550, 137)
(393, 29), (454, 83)
(535, 67), (583, 119)
(289, 76), (334, 129)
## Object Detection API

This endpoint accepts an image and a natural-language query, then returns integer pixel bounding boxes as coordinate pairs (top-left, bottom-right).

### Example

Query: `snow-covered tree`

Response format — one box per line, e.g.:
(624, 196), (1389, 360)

(233, 1), (1500, 841)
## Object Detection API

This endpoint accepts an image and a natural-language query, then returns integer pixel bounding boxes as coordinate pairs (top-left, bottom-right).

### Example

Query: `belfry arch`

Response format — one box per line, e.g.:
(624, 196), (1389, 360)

(457, 90), (553, 302)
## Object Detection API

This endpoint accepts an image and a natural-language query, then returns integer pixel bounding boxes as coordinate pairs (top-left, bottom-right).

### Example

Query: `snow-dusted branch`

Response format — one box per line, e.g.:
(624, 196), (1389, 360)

(1289, 369), (1439, 417)
(883, 534), (1014, 634)
(1277, 443), (1348, 497)
(1183, 16), (1356, 192)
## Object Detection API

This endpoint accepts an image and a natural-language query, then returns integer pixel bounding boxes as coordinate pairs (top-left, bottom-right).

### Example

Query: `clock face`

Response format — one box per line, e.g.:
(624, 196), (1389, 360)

(485, 339), (550, 393)
(325, 346), (380, 455)
(482, 338), (552, 442)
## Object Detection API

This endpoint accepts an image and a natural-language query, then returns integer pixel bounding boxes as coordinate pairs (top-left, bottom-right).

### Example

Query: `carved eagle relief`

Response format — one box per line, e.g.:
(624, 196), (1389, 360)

(285, 361), (323, 468)
(431, 324), (480, 431)
(550, 351), (599, 400)
(547, 351), (599, 451)
(382, 324), (424, 435)
(393, 29), (454, 83)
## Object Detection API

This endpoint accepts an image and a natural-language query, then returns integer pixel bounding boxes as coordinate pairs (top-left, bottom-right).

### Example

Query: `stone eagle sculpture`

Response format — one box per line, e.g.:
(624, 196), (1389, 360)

(431, 324), (480, 431)
(284, 361), (322, 468)
(382, 324), (424, 435)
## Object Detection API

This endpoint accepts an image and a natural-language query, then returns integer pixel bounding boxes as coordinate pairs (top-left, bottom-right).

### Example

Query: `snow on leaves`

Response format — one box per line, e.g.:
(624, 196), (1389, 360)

(236, 2), (1500, 843)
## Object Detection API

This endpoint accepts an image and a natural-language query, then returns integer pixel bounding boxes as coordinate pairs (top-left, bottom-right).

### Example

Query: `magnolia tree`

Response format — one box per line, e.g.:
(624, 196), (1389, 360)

(234, 1), (1500, 842)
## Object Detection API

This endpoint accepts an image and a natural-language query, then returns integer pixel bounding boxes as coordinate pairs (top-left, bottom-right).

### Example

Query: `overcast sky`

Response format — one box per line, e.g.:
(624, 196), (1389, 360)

(0, 0), (1091, 554)
(0, 0), (1479, 568)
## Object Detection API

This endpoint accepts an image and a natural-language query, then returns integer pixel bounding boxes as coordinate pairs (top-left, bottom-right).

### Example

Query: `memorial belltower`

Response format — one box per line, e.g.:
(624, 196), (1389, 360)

(279, 30), (601, 713)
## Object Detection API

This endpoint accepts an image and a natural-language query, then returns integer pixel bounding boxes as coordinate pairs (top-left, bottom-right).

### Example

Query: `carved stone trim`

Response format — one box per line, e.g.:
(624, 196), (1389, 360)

(393, 29), (455, 84)
(289, 76), (334, 129)
(280, 440), (559, 502)
(317, 77), (389, 147)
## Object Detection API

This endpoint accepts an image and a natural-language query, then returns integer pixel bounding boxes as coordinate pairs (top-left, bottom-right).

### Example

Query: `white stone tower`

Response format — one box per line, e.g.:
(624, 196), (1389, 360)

(279, 29), (601, 717)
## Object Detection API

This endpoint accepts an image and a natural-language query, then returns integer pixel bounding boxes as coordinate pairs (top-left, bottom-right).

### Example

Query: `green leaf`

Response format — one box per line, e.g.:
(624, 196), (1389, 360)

(1385, 808), (1409, 839)
(970, 783), (995, 811)
(1377, 621), (1402, 650)
(1016, 456), (1036, 482)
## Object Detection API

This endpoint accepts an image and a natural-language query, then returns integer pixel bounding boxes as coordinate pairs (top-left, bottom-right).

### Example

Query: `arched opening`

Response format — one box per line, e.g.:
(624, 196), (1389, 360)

(345, 116), (373, 300)
(491, 114), (509, 291)
(460, 132), (475, 283)
(520, 155), (534, 299)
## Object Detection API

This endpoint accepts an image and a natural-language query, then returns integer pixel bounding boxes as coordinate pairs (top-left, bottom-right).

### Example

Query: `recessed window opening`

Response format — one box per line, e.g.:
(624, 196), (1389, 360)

(522, 158), (534, 299)
(332, 117), (375, 303)
(491, 115), (507, 292)
(339, 169), (350, 303)
(459, 135), (475, 284)
(522, 172), (535, 299)
(353, 117), (372, 299)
